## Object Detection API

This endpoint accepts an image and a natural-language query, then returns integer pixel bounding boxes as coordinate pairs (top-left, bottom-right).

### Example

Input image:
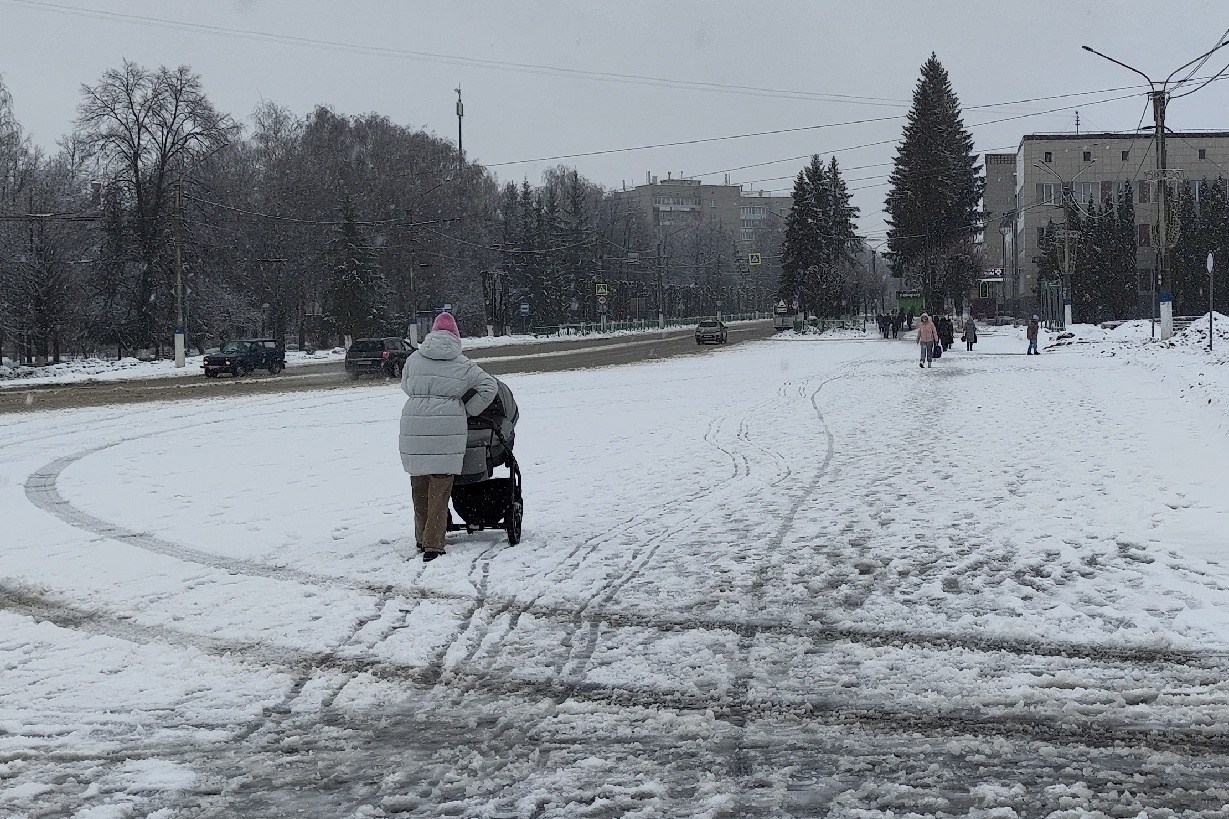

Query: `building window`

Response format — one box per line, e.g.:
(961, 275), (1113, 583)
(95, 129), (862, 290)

(1036, 182), (1060, 206)
(1083, 150), (1092, 162)
(1044, 151), (1053, 163)
(1101, 181), (1114, 204)
(1137, 223), (1151, 248)
(1076, 181), (1097, 206)
(1138, 181), (1151, 204)
(1122, 150), (1130, 161)
(1199, 148), (1207, 160)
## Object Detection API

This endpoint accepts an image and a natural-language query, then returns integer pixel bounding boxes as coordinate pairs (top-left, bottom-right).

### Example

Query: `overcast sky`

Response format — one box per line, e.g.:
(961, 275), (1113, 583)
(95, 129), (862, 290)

(2, 0), (1228, 242)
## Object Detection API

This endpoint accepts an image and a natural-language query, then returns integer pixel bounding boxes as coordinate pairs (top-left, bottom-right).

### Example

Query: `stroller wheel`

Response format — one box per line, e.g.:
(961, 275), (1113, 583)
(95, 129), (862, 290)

(506, 497), (523, 545)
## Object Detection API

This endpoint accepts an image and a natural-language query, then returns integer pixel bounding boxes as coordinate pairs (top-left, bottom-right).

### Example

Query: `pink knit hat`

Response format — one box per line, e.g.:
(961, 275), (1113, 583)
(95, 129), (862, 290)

(431, 312), (460, 338)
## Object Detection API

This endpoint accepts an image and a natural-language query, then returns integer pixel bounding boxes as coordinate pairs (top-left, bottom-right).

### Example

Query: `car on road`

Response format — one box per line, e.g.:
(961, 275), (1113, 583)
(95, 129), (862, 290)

(345, 337), (412, 379)
(695, 319), (728, 345)
(202, 338), (285, 377)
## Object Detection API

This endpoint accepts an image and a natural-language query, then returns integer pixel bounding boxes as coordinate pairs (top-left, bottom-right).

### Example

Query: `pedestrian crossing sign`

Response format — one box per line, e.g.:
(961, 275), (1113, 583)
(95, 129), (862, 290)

(595, 283), (608, 296)
(748, 253), (762, 266)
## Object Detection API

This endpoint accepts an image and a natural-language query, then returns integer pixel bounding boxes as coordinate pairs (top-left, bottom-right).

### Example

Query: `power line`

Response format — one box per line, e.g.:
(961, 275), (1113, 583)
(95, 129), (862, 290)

(0, 0), (920, 108)
(551, 91), (1145, 181)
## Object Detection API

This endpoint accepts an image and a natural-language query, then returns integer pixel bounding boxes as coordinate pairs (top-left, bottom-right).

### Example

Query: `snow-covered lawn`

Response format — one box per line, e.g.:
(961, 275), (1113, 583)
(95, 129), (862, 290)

(3, 316), (1229, 816)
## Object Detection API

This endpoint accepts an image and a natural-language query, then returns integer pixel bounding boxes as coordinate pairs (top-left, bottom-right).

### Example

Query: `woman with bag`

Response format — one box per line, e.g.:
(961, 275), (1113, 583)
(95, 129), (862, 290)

(916, 313), (940, 368)
(963, 316), (977, 351)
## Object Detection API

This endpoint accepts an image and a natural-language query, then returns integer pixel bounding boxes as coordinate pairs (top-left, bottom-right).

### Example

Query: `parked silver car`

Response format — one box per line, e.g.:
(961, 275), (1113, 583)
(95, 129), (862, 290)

(695, 319), (728, 345)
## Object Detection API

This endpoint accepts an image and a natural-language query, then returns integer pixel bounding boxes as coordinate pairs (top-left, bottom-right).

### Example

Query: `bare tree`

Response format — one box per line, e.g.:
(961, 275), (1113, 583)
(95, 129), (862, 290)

(75, 61), (237, 351)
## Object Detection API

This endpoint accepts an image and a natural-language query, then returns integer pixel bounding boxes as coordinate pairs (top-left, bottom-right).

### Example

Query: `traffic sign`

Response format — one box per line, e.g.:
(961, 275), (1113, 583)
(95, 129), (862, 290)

(519, 301), (530, 317)
(597, 295), (608, 305)
(1145, 169), (1184, 181)
(748, 252), (762, 266)
(595, 283), (609, 296)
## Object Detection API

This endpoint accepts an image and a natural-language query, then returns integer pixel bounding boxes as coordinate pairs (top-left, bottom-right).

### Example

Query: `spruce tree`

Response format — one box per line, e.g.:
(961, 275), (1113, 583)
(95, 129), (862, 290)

(779, 166), (818, 309)
(325, 197), (388, 340)
(885, 54), (984, 313)
(779, 155), (862, 317)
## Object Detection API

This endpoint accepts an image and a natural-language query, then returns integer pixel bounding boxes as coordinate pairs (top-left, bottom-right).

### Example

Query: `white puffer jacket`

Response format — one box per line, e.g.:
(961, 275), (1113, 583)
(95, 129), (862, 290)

(398, 331), (497, 476)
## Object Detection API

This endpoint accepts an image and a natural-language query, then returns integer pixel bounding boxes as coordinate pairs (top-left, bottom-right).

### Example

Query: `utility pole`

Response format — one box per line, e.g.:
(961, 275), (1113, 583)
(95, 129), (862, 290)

(455, 86), (464, 173)
(1082, 38), (1229, 339)
(1153, 88), (1172, 340)
(174, 181), (186, 368)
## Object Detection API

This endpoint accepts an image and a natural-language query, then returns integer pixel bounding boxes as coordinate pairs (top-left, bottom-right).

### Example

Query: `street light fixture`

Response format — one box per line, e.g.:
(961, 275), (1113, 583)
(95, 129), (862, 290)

(1033, 159), (1095, 329)
(1081, 39), (1229, 339)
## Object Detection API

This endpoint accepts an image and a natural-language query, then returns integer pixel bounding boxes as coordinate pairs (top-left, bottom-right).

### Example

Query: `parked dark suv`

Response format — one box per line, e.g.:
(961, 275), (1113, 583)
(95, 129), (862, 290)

(345, 337), (412, 379)
(202, 338), (285, 377)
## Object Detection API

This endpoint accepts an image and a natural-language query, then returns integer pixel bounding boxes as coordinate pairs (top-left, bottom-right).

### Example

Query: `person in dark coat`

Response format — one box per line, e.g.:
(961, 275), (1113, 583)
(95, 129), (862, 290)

(399, 312), (498, 561)
(1026, 315), (1040, 355)
(935, 315), (952, 351)
(891, 311), (902, 338)
(963, 316), (977, 351)
(906, 308), (915, 330)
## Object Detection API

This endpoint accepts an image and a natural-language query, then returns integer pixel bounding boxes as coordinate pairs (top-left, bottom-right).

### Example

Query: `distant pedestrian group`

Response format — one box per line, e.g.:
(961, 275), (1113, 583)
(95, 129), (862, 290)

(914, 312), (978, 369)
(876, 309), (905, 339)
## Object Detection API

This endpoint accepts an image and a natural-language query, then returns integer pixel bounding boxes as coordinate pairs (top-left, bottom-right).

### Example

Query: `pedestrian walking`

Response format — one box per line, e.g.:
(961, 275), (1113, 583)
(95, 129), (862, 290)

(1026, 315), (1040, 355)
(891, 311), (903, 338)
(906, 308), (915, 330)
(916, 312), (939, 368)
(399, 312), (498, 561)
(962, 316), (977, 351)
(938, 315), (955, 351)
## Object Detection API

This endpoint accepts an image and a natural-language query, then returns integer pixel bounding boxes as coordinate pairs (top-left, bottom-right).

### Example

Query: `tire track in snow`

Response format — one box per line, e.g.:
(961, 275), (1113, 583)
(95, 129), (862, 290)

(8, 582), (1229, 756)
(19, 452), (1225, 673)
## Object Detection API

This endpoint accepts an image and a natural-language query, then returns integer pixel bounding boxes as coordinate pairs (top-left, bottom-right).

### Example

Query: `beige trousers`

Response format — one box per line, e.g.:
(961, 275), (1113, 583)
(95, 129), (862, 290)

(411, 474), (455, 553)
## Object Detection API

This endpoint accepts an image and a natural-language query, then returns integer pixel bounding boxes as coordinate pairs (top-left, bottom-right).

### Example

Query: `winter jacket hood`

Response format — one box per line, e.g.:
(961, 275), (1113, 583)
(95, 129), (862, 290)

(418, 330), (462, 361)
(916, 316), (939, 344)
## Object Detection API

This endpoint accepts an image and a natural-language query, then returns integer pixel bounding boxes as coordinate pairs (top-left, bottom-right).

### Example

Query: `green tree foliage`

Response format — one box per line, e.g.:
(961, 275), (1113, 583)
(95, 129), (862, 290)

(779, 154), (862, 317)
(885, 54), (983, 313)
(1172, 178), (1229, 316)
(1050, 184), (1140, 324)
(325, 197), (388, 339)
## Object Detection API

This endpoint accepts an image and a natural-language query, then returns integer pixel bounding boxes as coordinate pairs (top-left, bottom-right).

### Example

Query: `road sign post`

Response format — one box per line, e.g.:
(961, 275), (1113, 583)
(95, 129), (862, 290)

(1209, 252), (1215, 352)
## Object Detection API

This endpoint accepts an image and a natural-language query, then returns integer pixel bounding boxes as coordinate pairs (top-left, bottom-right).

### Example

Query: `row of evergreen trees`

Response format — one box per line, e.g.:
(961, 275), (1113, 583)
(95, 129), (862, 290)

(1036, 184), (1138, 325)
(778, 155), (862, 317)
(777, 54), (985, 318)
(1037, 177), (1229, 324)
(1170, 178), (1229, 317)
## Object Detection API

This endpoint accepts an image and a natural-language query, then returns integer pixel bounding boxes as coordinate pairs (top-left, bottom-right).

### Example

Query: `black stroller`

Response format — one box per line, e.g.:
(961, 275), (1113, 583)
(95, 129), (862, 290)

(448, 378), (523, 545)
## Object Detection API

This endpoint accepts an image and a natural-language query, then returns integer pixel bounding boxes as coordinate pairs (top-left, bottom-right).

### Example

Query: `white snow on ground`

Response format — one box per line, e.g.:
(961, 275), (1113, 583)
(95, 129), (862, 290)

(4, 320), (1229, 815)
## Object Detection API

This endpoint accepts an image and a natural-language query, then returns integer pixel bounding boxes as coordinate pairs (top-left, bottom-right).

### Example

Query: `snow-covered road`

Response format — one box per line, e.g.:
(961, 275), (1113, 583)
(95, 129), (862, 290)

(5, 325), (1229, 817)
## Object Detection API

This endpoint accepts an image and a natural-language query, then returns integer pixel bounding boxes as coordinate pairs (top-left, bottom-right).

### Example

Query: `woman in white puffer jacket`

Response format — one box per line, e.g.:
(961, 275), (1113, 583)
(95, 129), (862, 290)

(398, 312), (497, 561)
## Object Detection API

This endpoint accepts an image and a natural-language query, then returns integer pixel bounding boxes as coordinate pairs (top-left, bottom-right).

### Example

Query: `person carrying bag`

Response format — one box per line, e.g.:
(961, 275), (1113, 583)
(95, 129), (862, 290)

(916, 313), (940, 368)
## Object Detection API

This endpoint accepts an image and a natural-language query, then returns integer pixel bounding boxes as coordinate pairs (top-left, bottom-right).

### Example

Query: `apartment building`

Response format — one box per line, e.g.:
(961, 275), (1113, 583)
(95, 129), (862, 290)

(611, 174), (792, 242)
(986, 132), (1229, 316)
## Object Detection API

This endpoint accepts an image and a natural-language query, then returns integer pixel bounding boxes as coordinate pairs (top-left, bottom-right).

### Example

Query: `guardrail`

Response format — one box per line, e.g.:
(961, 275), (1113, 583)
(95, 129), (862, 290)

(532, 314), (765, 337)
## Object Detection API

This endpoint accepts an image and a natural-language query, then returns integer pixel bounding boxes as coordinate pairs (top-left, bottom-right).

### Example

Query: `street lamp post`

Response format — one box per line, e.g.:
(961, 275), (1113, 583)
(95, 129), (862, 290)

(1209, 252), (1215, 352)
(1034, 160), (1094, 329)
(1082, 39), (1229, 339)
